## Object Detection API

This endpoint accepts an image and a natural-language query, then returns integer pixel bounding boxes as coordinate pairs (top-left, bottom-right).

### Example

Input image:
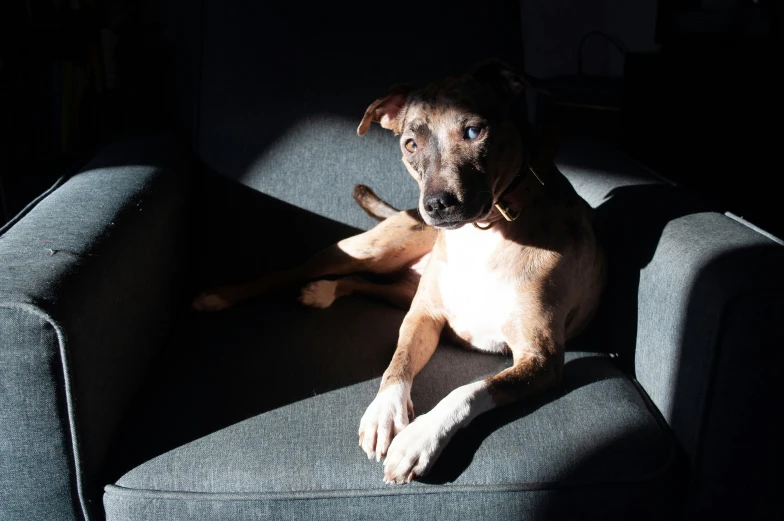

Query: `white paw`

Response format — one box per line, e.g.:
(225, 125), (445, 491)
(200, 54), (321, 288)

(381, 381), (492, 485)
(299, 280), (338, 308)
(358, 382), (414, 462)
(382, 412), (449, 484)
(191, 292), (231, 312)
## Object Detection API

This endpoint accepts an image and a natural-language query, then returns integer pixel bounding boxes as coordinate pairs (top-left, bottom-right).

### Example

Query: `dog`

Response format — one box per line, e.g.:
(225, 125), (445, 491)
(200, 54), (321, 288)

(192, 59), (605, 485)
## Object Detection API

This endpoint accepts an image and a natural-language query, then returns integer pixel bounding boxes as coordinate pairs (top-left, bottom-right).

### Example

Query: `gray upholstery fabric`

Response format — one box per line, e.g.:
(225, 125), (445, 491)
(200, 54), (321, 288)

(0, 307), (77, 521)
(0, 137), (191, 521)
(556, 138), (784, 476)
(103, 294), (675, 520)
(197, 1), (525, 231)
(191, 168), (365, 290)
(106, 483), (673, 521)
(632, 212), (783, 462)
(555, 138), (671, 207)
(694, 294), (784, 519)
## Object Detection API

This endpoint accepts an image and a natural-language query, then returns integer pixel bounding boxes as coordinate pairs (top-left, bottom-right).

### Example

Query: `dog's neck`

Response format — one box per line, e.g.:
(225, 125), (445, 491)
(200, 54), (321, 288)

(473, 162), (548, 229)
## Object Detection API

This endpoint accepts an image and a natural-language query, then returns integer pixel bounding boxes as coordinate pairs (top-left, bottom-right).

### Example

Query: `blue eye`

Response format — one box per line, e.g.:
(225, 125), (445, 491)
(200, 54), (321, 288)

(465, 126), (482, 140)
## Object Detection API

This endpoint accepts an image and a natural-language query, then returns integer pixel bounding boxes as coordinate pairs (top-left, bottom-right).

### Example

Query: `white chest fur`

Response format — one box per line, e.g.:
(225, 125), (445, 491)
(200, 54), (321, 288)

(437, 226), (518, 353)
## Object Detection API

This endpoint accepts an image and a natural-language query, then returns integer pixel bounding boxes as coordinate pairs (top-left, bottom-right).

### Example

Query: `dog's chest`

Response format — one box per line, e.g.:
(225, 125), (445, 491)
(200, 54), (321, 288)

(437, 228), (518, 353)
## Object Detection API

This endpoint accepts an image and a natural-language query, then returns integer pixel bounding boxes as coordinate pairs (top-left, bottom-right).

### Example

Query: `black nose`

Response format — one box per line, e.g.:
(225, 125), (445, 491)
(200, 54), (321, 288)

(423, 191), (459, 218)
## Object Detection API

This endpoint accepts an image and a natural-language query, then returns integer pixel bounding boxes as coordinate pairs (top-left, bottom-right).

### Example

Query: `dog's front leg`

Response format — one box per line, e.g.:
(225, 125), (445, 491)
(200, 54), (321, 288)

(381, 378), (493, 484)
(382, 324), (564, 484)
(359, 304), (444, 463)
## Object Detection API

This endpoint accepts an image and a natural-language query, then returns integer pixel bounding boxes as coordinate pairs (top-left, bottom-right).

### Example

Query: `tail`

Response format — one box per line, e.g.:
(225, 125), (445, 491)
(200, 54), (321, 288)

(353, 185), (400, 221)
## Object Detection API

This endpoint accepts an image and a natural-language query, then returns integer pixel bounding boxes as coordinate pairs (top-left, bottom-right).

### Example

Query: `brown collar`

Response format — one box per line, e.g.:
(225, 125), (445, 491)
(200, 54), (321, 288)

(473, 165), (545, 230)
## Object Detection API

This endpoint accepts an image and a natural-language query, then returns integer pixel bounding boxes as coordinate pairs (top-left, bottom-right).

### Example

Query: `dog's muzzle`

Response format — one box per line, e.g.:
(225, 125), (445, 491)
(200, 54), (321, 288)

(422, 191), (492, 228)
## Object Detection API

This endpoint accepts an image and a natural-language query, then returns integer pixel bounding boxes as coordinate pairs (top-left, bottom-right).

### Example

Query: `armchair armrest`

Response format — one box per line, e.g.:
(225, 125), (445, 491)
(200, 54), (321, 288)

(559, 138), (784, 517)
(629, 211), (784, 516)
(0, 136), (192, 521)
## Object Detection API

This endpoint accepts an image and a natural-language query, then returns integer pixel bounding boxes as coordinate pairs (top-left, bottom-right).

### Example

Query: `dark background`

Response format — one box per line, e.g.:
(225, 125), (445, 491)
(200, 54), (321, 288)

(1, 0), (781, 237)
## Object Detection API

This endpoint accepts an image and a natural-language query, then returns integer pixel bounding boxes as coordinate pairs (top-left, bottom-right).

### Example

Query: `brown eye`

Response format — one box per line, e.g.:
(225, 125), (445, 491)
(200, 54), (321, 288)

(405, 140), (417, 153)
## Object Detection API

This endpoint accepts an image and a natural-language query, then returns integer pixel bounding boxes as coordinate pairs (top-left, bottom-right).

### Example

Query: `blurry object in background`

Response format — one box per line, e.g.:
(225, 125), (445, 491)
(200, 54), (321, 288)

(100, 26), (119, 89)
(0, 0), (180, 226)
(624, 0), (782, 238)
(1, 0), (106, 225)
(532, 31), (626, 144)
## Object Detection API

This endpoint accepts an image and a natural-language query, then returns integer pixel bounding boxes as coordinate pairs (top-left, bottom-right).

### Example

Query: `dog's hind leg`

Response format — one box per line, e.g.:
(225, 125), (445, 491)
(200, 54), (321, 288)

(192, 196), (435, 312)
(353, 184), (400, 221)
(299, 269), (422, 311)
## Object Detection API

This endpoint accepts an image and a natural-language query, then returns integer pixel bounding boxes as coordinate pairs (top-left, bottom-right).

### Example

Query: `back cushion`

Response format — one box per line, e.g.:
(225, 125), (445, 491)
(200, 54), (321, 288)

(198, 1), (524, 229)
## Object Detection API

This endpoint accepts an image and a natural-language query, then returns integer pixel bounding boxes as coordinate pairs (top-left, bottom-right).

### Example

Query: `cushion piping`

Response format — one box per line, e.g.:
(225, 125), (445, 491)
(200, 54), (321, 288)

(104, 447), (675, 502)
(0, 146), (95, 237)
(0, 173), (71, 237)
(0, 301), (89, 521)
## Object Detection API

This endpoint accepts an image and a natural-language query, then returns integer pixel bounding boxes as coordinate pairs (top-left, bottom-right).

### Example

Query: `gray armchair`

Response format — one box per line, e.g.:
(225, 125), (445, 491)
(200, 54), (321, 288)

(2, 2), (782, 520)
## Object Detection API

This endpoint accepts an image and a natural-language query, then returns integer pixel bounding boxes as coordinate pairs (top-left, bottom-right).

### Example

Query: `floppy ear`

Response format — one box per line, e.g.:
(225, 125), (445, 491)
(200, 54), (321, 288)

(471, 58), (548, 100)
(357, 83), (412, 136)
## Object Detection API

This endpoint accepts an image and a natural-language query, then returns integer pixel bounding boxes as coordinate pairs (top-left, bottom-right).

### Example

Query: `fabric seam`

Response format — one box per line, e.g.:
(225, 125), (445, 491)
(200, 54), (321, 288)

(104, 458), (674, 503)
(0, 302), (90, 521)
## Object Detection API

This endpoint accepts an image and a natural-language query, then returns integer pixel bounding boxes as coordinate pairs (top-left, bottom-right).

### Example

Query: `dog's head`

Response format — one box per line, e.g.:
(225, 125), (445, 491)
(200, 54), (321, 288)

(358, 60), (534, 229)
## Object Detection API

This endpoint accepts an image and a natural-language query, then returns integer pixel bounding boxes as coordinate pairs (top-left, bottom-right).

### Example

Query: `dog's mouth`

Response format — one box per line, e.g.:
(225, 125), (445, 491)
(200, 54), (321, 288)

(428, 199), (494, 230)
(433, 222), (465, 230)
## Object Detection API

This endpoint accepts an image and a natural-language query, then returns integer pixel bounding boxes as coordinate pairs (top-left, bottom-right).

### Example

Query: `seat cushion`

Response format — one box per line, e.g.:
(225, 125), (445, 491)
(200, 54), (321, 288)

(103, 297), (676, 521)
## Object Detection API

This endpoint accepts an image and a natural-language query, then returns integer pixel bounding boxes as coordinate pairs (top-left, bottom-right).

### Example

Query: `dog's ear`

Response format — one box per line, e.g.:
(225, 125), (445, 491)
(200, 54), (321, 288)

(472, 59), (525, 98)
(472, 59), (547, 100)
(357, 83), (412, 136)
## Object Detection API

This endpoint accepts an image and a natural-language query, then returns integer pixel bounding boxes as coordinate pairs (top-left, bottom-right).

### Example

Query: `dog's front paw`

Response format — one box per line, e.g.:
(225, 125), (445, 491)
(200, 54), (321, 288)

(299, 280), (338, 308)
(383, 413), (449, 485)
(358, 383), (414, 462)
